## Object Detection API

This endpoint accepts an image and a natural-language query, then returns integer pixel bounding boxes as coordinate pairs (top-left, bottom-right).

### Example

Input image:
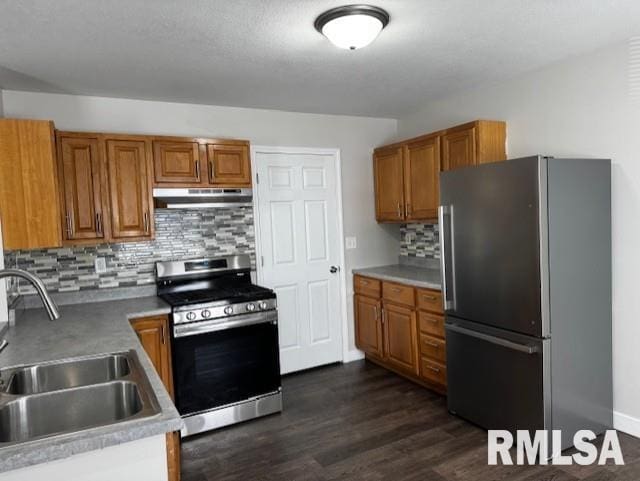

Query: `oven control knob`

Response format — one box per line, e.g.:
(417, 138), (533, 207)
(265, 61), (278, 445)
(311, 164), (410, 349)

(246, 303), (256, 312)
(201, 309), (211, 319)
(186, 312), (196, 321)
(224, 306), (234, 315)
(258, 301), (268, 310)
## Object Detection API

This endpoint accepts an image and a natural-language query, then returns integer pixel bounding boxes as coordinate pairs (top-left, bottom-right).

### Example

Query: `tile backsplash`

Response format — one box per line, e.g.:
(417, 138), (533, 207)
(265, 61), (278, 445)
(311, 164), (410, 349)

(400, 223), (440, 259)
(4, 208), (255, 294)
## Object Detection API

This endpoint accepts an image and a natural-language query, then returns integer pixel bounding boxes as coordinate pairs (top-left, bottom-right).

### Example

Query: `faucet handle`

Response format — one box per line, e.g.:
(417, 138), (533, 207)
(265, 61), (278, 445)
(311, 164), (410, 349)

(0, 339), (7, 354)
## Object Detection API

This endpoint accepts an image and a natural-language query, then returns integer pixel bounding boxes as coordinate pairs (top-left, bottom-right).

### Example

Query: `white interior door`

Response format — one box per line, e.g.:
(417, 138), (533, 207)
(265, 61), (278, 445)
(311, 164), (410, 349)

(254, 148), (343, 374)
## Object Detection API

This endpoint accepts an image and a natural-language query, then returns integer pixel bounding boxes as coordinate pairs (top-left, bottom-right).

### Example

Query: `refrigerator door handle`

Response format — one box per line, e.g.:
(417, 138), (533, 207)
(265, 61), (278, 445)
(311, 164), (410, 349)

(439, 205), (455, 310)
(446, 323), (539, 354)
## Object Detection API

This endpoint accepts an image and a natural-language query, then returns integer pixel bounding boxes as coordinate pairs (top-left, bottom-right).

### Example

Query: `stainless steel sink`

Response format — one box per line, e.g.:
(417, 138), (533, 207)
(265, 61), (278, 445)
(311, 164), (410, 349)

(2, 354), (130, 395)
(0, 350), (160, 446)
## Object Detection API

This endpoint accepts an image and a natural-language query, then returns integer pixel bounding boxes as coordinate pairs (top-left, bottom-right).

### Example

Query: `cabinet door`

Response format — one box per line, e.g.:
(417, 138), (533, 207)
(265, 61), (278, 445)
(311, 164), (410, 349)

(404, 137), (440, 221)
(153, 141), (202, 185)
(106, 139), (153, 239)
(442, 127), (476, 171)
(130, 315), (174, 398)
(374, 147), (404, 222)
(355, 294), (383, 358)
(207, 144), (251, 186)
(383, 303), (418, 374)
(0, 119), (62, 249)
(58, 136), (106, 241)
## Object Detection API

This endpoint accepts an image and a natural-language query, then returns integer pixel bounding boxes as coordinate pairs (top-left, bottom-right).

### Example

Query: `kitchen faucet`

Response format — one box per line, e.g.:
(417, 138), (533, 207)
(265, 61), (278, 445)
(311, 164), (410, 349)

(0, 269), (60, 354)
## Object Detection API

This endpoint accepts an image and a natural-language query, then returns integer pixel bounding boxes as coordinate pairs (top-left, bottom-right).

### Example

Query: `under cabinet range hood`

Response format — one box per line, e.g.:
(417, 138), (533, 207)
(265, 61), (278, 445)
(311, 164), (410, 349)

(153, 188), (253, 209)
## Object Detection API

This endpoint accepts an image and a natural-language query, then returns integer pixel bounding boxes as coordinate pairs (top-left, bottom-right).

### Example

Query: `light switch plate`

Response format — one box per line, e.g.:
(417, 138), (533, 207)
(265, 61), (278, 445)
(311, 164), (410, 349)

(345, 237), (357, 249)
(94, 257), (107, 274)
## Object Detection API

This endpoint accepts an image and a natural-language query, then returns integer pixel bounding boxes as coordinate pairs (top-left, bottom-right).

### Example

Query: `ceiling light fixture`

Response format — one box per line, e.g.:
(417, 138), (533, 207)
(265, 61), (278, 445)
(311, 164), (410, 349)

(314, 5), (390, 50)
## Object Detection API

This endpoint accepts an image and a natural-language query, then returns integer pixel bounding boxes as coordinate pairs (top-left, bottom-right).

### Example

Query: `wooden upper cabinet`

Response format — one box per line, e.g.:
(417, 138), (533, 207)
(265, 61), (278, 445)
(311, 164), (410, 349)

(383, 302), (418, 375)
(207, 144), (251, 186)
(354, 294), (383, 359)
(153, 141), (202, 185)
(0, 119), (62, 250)
(374, 146), (404, 222)
(442, 127), (476, 171)
(404, 136), (440, 221)
(442, 121), (507, 171)
(105, 139), (154, 240)
(57, 134), (107, 242)
(374, 120), (506, 223)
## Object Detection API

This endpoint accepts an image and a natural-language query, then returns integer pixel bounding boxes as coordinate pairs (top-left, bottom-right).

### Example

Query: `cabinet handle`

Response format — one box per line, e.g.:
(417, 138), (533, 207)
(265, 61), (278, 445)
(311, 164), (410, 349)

(407, 203), (412, 216)
(427, 317), (439, 323)
(360, 280), (369, 285)
(96, 212), (103, 236)
(381, 308), (385, 325)
(396, 202), (402, 218)
(143, 212), (150, 233)
(161, 325), (166, 345)
(422, 295), (437, 301)
(426, 365), (441, 373)
(374, 306), (379, 321)
(424, 340), (440, 348)
(195, 160), (200, 179)
(391, 287), (402, 293)
(209, 161), (214, 181)
(65, 212), (73, 238)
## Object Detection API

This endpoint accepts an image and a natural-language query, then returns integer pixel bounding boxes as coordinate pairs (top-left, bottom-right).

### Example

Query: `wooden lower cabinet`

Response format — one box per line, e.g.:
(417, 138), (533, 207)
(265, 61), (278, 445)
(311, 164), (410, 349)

(354, 276), (446, 394)
(383, 302), (418, 375)
(131, 315), (180, 481)
(354, 294), (383, 358)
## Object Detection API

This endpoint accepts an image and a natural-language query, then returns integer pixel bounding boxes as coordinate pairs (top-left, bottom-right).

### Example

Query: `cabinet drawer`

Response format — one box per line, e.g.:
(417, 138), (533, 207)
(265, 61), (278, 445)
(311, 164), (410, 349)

(420, 358), (447, 386)
(419, 333), (446, 363)
(416, 288), (443, 314)
(382, 282), (415, 306)
(418, 311), (445, 338)
(354, 275), (381, 297)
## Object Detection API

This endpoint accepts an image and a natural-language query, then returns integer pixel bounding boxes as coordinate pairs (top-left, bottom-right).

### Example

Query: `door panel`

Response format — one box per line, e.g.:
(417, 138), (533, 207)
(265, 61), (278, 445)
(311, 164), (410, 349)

(106, 139), (153, 239)
(384, 303), (418, 374)
(446, 318), (546, 433)
(405, 137), (440, 220)
(131, 316), (173, 398)
(374, 147), (404, 221)
(153, 141), (201, 184)
(58, 136), (105, 241)
(440, 157), (542, 337)
(443, 128), (476, 171)
(354, 294), (383, 358)
(256, 150), (343, 374)
(207, 144), (251, 185)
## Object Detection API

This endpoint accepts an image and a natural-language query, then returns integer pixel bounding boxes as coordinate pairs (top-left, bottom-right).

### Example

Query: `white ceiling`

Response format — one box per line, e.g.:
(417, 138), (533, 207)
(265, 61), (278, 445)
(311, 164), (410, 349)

(1, 0), (640, 118)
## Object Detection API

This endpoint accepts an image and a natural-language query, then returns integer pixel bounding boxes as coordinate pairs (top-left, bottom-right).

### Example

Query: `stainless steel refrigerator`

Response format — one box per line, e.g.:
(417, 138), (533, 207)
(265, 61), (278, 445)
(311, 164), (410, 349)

(439, 155), (612, 451)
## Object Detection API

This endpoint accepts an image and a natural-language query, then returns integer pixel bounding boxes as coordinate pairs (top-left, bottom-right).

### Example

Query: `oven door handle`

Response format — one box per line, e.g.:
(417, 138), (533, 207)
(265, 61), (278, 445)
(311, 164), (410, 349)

(173, 311), (277, 338)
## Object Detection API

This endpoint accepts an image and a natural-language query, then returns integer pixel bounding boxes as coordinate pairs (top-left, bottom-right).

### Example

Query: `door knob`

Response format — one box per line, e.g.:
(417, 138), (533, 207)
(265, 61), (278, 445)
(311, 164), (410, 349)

(330, 266), (340, 274)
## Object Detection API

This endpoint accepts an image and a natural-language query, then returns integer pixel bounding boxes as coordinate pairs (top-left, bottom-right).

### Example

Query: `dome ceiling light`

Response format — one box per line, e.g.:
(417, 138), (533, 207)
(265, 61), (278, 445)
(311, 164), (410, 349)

(314, 5), (390, 50)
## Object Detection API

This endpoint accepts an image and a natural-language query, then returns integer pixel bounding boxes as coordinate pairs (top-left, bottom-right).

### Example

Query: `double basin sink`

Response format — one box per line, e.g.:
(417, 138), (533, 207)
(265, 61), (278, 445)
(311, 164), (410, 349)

(0, 351), (161, 446)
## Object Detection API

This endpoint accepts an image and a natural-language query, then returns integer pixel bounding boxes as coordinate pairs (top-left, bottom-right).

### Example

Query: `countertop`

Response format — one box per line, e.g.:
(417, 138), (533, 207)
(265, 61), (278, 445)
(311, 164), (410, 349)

(353, 263), (442, 290)
(0, 296), (182, 473)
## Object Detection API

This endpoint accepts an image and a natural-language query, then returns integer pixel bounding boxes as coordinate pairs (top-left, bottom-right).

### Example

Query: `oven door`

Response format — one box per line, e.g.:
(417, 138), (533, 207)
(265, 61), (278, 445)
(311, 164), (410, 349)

(172, 310), (281, 416)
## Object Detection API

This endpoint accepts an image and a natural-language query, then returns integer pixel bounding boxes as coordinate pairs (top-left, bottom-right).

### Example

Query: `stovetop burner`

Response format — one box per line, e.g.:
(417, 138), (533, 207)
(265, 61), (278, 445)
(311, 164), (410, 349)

(159, 284), (274, 307)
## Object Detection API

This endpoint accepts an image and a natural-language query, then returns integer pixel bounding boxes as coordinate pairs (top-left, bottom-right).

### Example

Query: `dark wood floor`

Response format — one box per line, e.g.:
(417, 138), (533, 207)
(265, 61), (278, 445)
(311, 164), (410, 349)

(182, 360), (640, 481)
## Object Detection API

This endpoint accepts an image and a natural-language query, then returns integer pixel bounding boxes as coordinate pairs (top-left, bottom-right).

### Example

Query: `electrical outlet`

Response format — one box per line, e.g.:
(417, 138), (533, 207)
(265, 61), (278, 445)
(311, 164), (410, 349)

(345, 237), (357, 249)
(405, 232), (416, 243)
(94, 257), (107, 274)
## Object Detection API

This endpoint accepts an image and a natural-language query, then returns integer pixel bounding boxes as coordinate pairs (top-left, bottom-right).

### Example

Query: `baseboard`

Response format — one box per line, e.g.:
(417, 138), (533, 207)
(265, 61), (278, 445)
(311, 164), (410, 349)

(614, 410), (640, 439)
(343, 349), (365, 363)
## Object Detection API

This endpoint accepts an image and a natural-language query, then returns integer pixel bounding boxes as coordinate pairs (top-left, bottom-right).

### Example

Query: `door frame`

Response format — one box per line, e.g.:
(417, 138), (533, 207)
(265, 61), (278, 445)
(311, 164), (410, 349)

(251, 145), (349, 366)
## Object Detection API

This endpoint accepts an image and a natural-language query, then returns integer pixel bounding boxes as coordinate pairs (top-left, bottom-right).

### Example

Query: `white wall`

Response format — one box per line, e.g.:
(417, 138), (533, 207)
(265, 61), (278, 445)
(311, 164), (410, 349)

(1, 90), (399, 354)
(397, 40), (640, 436)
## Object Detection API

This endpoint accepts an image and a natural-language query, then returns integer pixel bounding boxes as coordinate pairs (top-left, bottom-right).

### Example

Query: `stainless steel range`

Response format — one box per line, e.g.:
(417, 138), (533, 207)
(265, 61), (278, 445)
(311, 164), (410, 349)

(156, 255), (282, 437)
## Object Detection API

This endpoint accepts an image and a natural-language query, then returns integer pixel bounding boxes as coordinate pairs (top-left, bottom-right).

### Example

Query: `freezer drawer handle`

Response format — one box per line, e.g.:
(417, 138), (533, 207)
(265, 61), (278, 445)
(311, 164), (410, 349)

(446, 324), (539, 354)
